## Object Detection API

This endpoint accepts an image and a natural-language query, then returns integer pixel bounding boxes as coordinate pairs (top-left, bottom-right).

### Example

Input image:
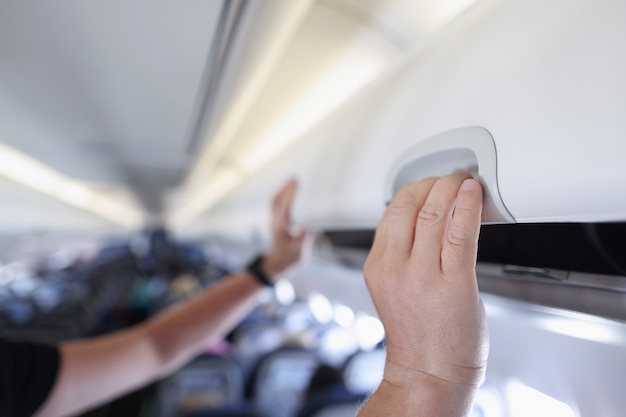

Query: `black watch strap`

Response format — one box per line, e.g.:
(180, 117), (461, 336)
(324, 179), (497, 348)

(246, 255), (274, 287)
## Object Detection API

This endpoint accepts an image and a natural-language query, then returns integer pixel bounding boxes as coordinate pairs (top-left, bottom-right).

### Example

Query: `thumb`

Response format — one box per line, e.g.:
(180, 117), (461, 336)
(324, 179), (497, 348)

(294, 229), (308, 247)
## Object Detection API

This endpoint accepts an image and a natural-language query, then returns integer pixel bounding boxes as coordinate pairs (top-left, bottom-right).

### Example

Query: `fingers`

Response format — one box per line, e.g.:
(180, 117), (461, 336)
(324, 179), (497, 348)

(411, 173), (472, 273)
(266, 179), (309, 276)
(442, 178), (483, 277)
(373, 178), (438, 262)
(272, 178), (297, 215)
(294, 229), (308, 249)
(272, 178), (297, 234)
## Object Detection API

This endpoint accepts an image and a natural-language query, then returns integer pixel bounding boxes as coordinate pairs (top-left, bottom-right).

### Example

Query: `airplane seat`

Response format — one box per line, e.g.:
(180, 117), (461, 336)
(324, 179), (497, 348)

(303, 403), (364, 417)
(248, 348), (320, 417)
(182, 404), (259, 417)
(233, 322), (285, 376)
(296, 363), (366, 417)
(0, 273), (96, 342)
(0, 299), (34, 326)
(19, 318), (80, 342)
(157, 354), (246, 417)
(342, 349), (386, 395)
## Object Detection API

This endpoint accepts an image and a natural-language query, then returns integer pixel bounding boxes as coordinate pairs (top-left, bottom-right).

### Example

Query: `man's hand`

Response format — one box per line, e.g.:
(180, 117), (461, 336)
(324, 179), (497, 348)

(262, 178), (307, 279)
(361, 174), (488, 415)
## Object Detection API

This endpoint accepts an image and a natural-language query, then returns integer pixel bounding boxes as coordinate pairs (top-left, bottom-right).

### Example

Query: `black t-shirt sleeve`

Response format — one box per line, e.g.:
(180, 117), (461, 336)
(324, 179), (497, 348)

(0, 340), (60, 417)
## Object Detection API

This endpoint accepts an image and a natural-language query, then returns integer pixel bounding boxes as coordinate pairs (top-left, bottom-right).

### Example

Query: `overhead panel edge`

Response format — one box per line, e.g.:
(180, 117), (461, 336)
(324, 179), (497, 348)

(386, 127), (515, 224)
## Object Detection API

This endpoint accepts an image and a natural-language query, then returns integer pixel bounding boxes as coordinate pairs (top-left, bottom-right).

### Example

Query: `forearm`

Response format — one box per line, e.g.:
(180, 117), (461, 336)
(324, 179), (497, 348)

(35, 271), (266, 417)
(142, 271), (265, 374)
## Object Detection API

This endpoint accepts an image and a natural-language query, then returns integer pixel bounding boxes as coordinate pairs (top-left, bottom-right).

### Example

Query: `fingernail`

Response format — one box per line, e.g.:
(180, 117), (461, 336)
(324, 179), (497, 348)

(461, 179), (478, 191)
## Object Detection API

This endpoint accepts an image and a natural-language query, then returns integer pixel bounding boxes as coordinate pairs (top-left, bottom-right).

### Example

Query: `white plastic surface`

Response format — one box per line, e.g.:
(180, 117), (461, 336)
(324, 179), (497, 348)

(187, 0), (626, 240)
(386, 127), (515, 224)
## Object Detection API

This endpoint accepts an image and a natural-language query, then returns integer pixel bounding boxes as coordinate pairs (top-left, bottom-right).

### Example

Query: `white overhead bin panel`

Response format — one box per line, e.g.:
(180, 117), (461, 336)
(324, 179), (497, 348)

(191, 0), (626, 239)
(297, 0), (626, 227)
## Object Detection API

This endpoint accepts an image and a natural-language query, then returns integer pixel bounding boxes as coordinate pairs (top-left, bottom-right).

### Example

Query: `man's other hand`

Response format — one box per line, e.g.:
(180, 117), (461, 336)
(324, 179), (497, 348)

(262, 178), (308, 279)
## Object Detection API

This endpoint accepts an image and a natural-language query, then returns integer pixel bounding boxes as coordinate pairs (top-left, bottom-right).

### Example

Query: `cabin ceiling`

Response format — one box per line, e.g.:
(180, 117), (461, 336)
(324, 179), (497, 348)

(0, 0), (225, 215)
(0, 0), (478, 235)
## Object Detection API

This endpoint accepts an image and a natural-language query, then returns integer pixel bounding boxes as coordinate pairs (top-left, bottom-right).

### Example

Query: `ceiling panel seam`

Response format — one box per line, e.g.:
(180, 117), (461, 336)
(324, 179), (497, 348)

(178, 0), (249, 183)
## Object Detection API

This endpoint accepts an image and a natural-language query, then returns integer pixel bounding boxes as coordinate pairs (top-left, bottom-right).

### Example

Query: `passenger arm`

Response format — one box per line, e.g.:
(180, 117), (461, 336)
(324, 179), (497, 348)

(35, 179), (307, 417)
(357, 174), (488, 417)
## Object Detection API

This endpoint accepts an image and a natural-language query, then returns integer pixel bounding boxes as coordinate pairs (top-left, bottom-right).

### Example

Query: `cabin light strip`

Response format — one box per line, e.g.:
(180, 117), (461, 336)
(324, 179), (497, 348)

(0, 142), (143, 229)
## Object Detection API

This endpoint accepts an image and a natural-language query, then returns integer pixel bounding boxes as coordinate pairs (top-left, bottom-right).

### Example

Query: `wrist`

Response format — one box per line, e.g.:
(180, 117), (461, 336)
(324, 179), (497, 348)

(369, 360), (481, 417)
(383, 344), (487, 388)
(260, 251), (286, 278)
(246, 255), (275, 287)
(369, 376), (478, 417)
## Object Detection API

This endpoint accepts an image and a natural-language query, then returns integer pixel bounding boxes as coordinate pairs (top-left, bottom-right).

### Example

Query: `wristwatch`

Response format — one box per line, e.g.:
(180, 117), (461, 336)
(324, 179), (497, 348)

(246, 255), (274, 287)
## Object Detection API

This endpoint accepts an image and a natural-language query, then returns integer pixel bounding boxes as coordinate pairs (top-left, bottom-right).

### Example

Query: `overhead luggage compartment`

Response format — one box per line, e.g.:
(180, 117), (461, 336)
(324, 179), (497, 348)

(190, 0), (626, 240)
